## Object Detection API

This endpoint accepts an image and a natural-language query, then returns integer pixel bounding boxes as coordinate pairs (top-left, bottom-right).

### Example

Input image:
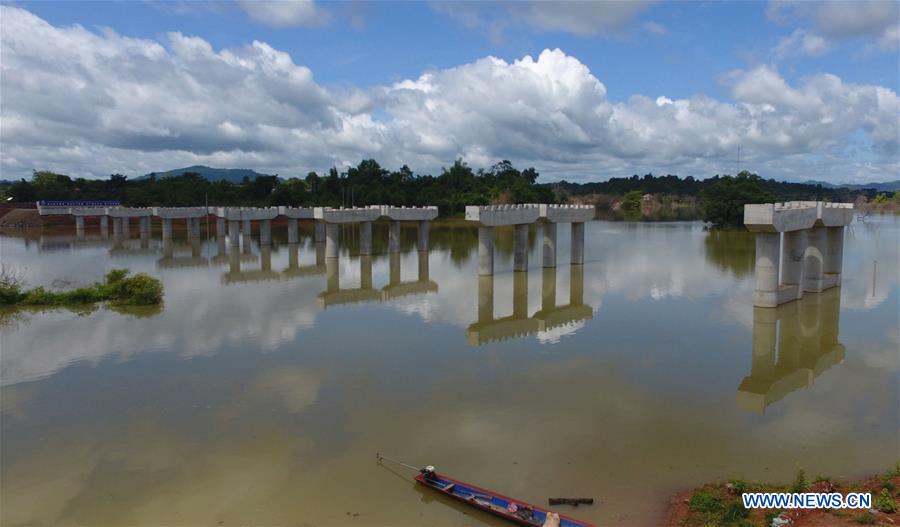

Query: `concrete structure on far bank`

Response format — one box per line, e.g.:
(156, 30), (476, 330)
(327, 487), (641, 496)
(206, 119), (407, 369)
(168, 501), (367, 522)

(465, 204), (595, 275)
(744, 201), (853, 308)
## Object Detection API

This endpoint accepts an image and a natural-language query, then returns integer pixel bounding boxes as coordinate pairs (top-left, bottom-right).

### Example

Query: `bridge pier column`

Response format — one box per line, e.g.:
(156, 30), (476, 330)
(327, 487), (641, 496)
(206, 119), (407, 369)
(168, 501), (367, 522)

(417, 220), (430, 252)
(513, 223), (528, 272)
(781, 230), (805, 302)
(478, 226), (494, 276)
(121, 217), (130, 238)
(315, 240), (325, 266)
(139, 216), (150, 237)
(260, 219), (271, 245)
(389, 220), (401, 253)
(287, 218), (298, 244)
(242, 219), (251, 237)
(99, 215), (109, 238)
(324, 223), (339, 258)
(360, 221), (372, 255)
(186, 217), (195, 238)
(571, 222), (585, 265)
(287, 243), (299, 270)
(112, 217), (123, 238)
(823, 226), (844, 287)
(228, 220), (240, 246)
(162, 218), (173, 243)
(803, 226), (825, 293)
(314, 221), (325, 243)
(542, 222), (557, 268)
(261, 245), (272, 271)
(216, 218), (226, 239)
(75, 216), (85, 239)
(753, 232), (780, 307)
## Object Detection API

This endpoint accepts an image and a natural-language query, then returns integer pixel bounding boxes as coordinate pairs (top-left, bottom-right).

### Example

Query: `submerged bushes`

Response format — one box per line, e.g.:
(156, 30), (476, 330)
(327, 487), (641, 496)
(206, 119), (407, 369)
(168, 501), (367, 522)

(0, 268), (163, 307)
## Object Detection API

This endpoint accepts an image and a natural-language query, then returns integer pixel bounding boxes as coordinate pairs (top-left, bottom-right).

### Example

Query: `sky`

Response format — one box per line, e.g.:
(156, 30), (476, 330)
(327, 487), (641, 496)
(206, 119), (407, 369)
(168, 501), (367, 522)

(0, 1), (898, 183)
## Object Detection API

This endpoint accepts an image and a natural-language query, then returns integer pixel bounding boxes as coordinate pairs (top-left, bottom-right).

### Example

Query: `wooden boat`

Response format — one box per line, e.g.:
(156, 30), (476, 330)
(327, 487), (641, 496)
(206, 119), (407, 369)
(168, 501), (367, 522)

(414, 468), (594, 527)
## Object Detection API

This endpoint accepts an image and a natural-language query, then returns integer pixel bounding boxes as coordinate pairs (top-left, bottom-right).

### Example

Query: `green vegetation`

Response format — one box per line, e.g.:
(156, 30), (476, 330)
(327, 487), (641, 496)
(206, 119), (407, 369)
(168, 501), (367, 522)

(791, 468), (810, 493)
(0, 268), (163, 307)
(876, 488), (897, 513)
(685, 487), (750, 526)
(854, 511), (876, 524)
(701, 172), (777, 228)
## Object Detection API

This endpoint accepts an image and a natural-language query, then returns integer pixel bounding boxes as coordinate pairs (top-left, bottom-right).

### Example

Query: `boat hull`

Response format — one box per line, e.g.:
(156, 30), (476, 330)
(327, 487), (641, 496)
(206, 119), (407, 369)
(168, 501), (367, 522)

(415, 472), (593, 527)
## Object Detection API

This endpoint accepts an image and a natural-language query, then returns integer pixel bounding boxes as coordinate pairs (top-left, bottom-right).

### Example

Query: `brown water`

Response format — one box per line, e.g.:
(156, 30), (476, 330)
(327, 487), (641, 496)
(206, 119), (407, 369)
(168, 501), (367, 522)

(1, 218), (898, 526)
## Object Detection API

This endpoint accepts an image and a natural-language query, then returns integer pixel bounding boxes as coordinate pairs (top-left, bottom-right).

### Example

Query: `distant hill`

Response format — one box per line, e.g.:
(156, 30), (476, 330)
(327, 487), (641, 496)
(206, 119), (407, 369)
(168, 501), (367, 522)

(801, 179), (900, 192)
(139, 165), (275, 183)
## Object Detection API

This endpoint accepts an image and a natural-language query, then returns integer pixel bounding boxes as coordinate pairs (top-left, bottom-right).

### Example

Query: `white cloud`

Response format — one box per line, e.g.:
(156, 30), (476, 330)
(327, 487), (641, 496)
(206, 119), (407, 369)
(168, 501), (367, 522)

(1, 6), (898, 183)
(642, 21), (668, 35)
(768, 0), (899, 51)
(773, 28), (831, 58)
(239, 0), (328, 28)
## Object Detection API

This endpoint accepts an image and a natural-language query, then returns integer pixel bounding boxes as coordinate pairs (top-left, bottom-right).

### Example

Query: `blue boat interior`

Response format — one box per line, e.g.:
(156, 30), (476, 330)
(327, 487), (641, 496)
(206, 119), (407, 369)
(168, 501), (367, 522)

(422, 474), (588, 527)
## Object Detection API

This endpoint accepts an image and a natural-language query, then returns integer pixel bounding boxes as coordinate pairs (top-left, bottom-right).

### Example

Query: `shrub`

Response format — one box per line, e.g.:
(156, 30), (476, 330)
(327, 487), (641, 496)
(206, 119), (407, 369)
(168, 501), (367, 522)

(688, 490), (723, 513)
(875, 488), (897, 513)
(791, 469), (809, 493)
(10, 269), (163, 307)
(115, 273), (163, 305)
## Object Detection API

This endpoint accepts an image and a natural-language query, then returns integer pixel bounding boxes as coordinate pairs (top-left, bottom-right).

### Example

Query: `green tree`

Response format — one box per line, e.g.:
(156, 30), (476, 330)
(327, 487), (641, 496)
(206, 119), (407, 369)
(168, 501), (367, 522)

(701, 171), (776, 227)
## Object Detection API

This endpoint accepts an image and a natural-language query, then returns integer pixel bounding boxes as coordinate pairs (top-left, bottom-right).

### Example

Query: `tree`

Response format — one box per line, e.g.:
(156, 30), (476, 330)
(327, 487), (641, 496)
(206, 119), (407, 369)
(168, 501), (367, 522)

(701, 171), (776, 227)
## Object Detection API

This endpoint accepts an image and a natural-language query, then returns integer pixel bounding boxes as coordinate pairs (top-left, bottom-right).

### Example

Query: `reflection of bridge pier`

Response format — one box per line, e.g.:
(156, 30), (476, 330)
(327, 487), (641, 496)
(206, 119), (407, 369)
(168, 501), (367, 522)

(737, 287), (845, 413)
(220, 241), (326, 284)
(317, 250), (438, 309)
(467, 264), (591, 345)
(156, 239), (209, 268)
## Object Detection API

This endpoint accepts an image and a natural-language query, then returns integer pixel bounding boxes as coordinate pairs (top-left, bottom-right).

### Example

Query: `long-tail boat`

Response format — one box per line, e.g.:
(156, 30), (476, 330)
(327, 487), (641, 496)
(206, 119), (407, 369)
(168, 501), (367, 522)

(377, 454), (594, 527)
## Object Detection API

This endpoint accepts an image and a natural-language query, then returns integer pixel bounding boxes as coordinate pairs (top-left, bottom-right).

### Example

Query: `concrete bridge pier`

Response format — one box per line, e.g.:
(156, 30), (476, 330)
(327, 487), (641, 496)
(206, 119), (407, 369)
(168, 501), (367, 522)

(287, 219), (299, 244)
(418, 220), (430, 252)
(287, 243), (299, 269)
(478, 226), (494, 276)
(139, 217), (151, 237)
(216, 218), (226, 239)
(753, 232), (781, 307)
(803, 226), (825, 293)
(315, 221), (326, 243)
(316, 241), (326, 266)
(121, 217), (130, 238)
(228, 220), (240, 246)
(75, 216), (85, 239)
(824, 227), (844, 287)
(112, 217), (123, 238)
(185, 218), (196, 239)
(781, 230), (806, 302)
(571, 222), (585, 265)
(161, 218), (173, 243)
(100, 216), (109, 238)
(514, 224), (529, 272)
(242, 219), (251, 237)
(542, 222), (557, 268)
(360, 221), (373, 256)
(389, 221), (401, 253)
(259, 219), (272, 245)
(324, 223), (339, 258)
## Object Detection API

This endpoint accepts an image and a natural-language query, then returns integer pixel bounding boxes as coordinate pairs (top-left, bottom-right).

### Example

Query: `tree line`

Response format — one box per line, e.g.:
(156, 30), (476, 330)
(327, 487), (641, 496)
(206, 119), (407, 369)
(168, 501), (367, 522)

(0, 159), (883, 226)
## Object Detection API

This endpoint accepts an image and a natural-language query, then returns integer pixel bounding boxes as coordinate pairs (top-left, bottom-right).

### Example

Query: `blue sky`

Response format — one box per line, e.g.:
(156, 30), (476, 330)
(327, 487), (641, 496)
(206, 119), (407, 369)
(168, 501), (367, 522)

(1, 1), (898, 182)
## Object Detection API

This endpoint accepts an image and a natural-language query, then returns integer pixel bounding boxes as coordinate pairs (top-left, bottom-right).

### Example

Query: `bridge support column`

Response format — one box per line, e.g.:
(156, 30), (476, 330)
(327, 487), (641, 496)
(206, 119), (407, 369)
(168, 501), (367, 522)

(360, 221), (372, 255)
(803, 226), (825, 293)
(316, 240), (325, 266)
(823, 226), (844, 288)
(314, 221), (325, 243)
(571, 222), (585, 265)
(288, 243), (299, 270)
(325, 223), (339, 258)
(260, 219), (271, 245)
(242, 219), (251, 237)
(753, 232), (780, 307)
(75, 216), (85, 239)
(162, 218), (173, 243)
(139, 216), (150, 237)
(112, 217), (123, 238)
(287, 219), (298, 244)
(228, 220), (239, 246)
(185, 218), (195, 238)
(478, 226), (494, 276)
(389, 220), (401, 253)
(417, 220), (430, 252)
(781, 230), (805, 302)
(121, 217), (130, 238)
(514, 223), (528, 272)
(216, 218), (226, 239)
(99, 215), (109, 238)
(542, 222), (557, 268)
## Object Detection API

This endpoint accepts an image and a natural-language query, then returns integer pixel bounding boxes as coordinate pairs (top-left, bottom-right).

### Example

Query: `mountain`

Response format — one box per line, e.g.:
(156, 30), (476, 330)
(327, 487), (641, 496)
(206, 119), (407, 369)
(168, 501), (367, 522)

(139, 165), (276, 183)
(801, 179), (900, 192)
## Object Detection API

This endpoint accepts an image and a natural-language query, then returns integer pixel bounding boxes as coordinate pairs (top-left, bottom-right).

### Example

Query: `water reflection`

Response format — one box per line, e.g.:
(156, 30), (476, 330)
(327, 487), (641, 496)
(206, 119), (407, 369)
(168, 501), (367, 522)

(318, 251), (437, 308)
(738, 288), (845, 413)
(467, 265), (591, 345)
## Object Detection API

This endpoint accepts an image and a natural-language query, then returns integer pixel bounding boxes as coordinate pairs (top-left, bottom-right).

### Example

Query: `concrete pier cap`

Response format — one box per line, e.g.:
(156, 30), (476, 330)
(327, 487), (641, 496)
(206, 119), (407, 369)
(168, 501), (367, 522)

(538, 204), (595, 223)
(106, 207), (152, 218)
(464, 204), (541, 226)
(214, 207), (279, 221)
(152, 207), (207, 219)
(278, 206), (315, 219)
(381, 205), (438, 221)
(744, 202), (819, 232)
(313, 206), (382, 223)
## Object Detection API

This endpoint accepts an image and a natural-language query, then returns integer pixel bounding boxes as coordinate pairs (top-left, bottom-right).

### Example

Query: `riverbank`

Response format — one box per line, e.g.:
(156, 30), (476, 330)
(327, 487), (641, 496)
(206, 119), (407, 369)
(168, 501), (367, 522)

(665, 466), (900, 527)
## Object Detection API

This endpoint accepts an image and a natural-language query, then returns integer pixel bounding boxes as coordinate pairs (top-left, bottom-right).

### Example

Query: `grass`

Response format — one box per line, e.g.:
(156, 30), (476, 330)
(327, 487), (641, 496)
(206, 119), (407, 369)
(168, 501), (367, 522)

(0, 268), (163, 307)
